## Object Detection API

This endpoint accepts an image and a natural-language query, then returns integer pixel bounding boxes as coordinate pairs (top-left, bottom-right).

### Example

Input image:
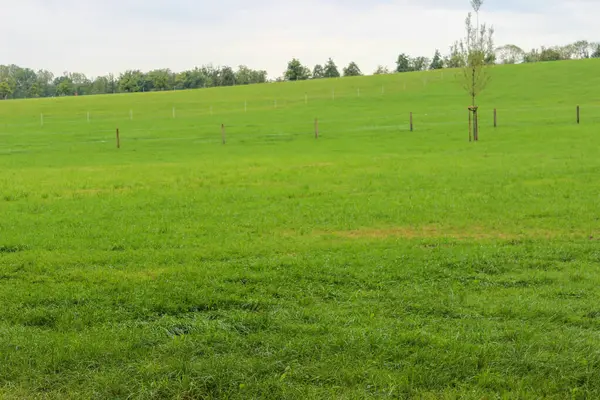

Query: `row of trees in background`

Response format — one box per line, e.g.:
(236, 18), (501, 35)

(0, 65), (267, 100)
(283, 58), (363, 81)
(1, 39), (599, 100)
(496, 41), (600, 64)
(284, 41), (600, 80)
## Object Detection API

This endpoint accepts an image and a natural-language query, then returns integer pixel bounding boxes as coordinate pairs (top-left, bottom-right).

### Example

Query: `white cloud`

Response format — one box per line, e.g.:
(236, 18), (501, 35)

(0, 0), (598, 79)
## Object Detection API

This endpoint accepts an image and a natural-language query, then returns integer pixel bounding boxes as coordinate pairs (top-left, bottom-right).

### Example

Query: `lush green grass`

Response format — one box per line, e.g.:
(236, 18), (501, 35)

(1, 59), (600, 399)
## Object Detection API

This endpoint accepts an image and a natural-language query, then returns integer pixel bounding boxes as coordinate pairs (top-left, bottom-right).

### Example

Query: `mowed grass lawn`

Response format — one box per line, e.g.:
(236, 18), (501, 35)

(1, 59), (600, 399)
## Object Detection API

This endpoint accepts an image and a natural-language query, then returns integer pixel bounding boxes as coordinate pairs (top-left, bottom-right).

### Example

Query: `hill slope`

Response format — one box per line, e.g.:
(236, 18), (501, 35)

(1, 59), (600, 399)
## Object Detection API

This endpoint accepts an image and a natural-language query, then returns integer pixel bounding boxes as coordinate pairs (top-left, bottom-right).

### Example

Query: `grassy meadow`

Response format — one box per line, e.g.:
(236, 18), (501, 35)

(1, 59), (600, 399)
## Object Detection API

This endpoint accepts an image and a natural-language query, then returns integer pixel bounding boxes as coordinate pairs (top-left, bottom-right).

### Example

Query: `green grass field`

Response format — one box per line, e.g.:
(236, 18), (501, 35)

(1, 59), (600, 399)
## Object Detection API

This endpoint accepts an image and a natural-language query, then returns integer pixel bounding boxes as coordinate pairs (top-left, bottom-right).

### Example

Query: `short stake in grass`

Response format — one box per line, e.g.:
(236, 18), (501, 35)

(410, 112), (413, 132)
(468, 109), (472, 142)
(116, 128), (120, 149)
(475, 111), (479, 141)
(315, 118), (319, 139)
(221, 124), (226, 145)
(468, 106), (479, 141)
(474, 107), (480, 141)
(494, 108), (497, 128)
(577, 105), (580, 124)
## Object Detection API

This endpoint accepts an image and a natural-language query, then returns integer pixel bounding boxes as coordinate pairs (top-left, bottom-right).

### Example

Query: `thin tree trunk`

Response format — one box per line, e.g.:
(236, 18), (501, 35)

(472, 66), (476, 107)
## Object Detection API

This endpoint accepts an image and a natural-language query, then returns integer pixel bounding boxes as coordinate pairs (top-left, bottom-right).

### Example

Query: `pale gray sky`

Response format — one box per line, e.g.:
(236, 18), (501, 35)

(0, 0), (597, 79)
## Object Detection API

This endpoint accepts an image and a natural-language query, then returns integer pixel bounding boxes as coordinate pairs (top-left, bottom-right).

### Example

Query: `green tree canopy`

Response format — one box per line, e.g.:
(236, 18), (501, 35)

(118, 70), (144, 93)
(235, 65), (253, 85)
(312, 64), (324, 79)
(539, 47), (562, 62)
(495, 44), (525, 64)
(91, 76), (109, 94)
(373, 65), (390, 75)
(343, 62), (362, 77)
(147, 69), (173, 91)
(55, 77), (74, 96)
(0, 81), (13, 99)
(411, 57), (429, 71)
(396, 53), (411, 72)
(284, 59), (310, 81)
(323, 58), (340, 78)
(219, 66), (236, 86)
(430, 50), (444, 69)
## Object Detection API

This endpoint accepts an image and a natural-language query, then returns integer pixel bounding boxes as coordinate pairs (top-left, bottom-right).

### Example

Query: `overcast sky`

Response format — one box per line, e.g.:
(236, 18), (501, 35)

(0, 0), (597, 79)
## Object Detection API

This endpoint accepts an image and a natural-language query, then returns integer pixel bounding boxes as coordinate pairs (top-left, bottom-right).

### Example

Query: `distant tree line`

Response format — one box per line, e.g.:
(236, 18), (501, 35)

(0, 40), (598, 100)
(0, 65), (267, 100)
(282, 40), (600, 81)
(496, 41), (600, 64)
(281, 57), (365, 81)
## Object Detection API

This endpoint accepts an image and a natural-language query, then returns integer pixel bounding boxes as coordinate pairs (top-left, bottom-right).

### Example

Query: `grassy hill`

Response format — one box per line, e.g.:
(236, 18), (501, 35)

(1, 59), (600, 399)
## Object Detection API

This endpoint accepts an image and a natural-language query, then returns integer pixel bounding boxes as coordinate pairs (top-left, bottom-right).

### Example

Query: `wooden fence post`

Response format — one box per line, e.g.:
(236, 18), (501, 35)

(494, 108), (497, 128)
(474, 110), (479, 141)
(469, 110), (472, 142)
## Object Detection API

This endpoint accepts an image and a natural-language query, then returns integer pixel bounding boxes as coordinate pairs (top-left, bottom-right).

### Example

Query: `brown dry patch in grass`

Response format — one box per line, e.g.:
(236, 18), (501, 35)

(296, 162), (334, 169)
(332, 226), (519, 240)
(86, 268), (172, 283)
(70, 187), (133, 196)
(74, 162), (181, 171)
(122, 268), (171, 281)
(281, 226), (574, 241)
